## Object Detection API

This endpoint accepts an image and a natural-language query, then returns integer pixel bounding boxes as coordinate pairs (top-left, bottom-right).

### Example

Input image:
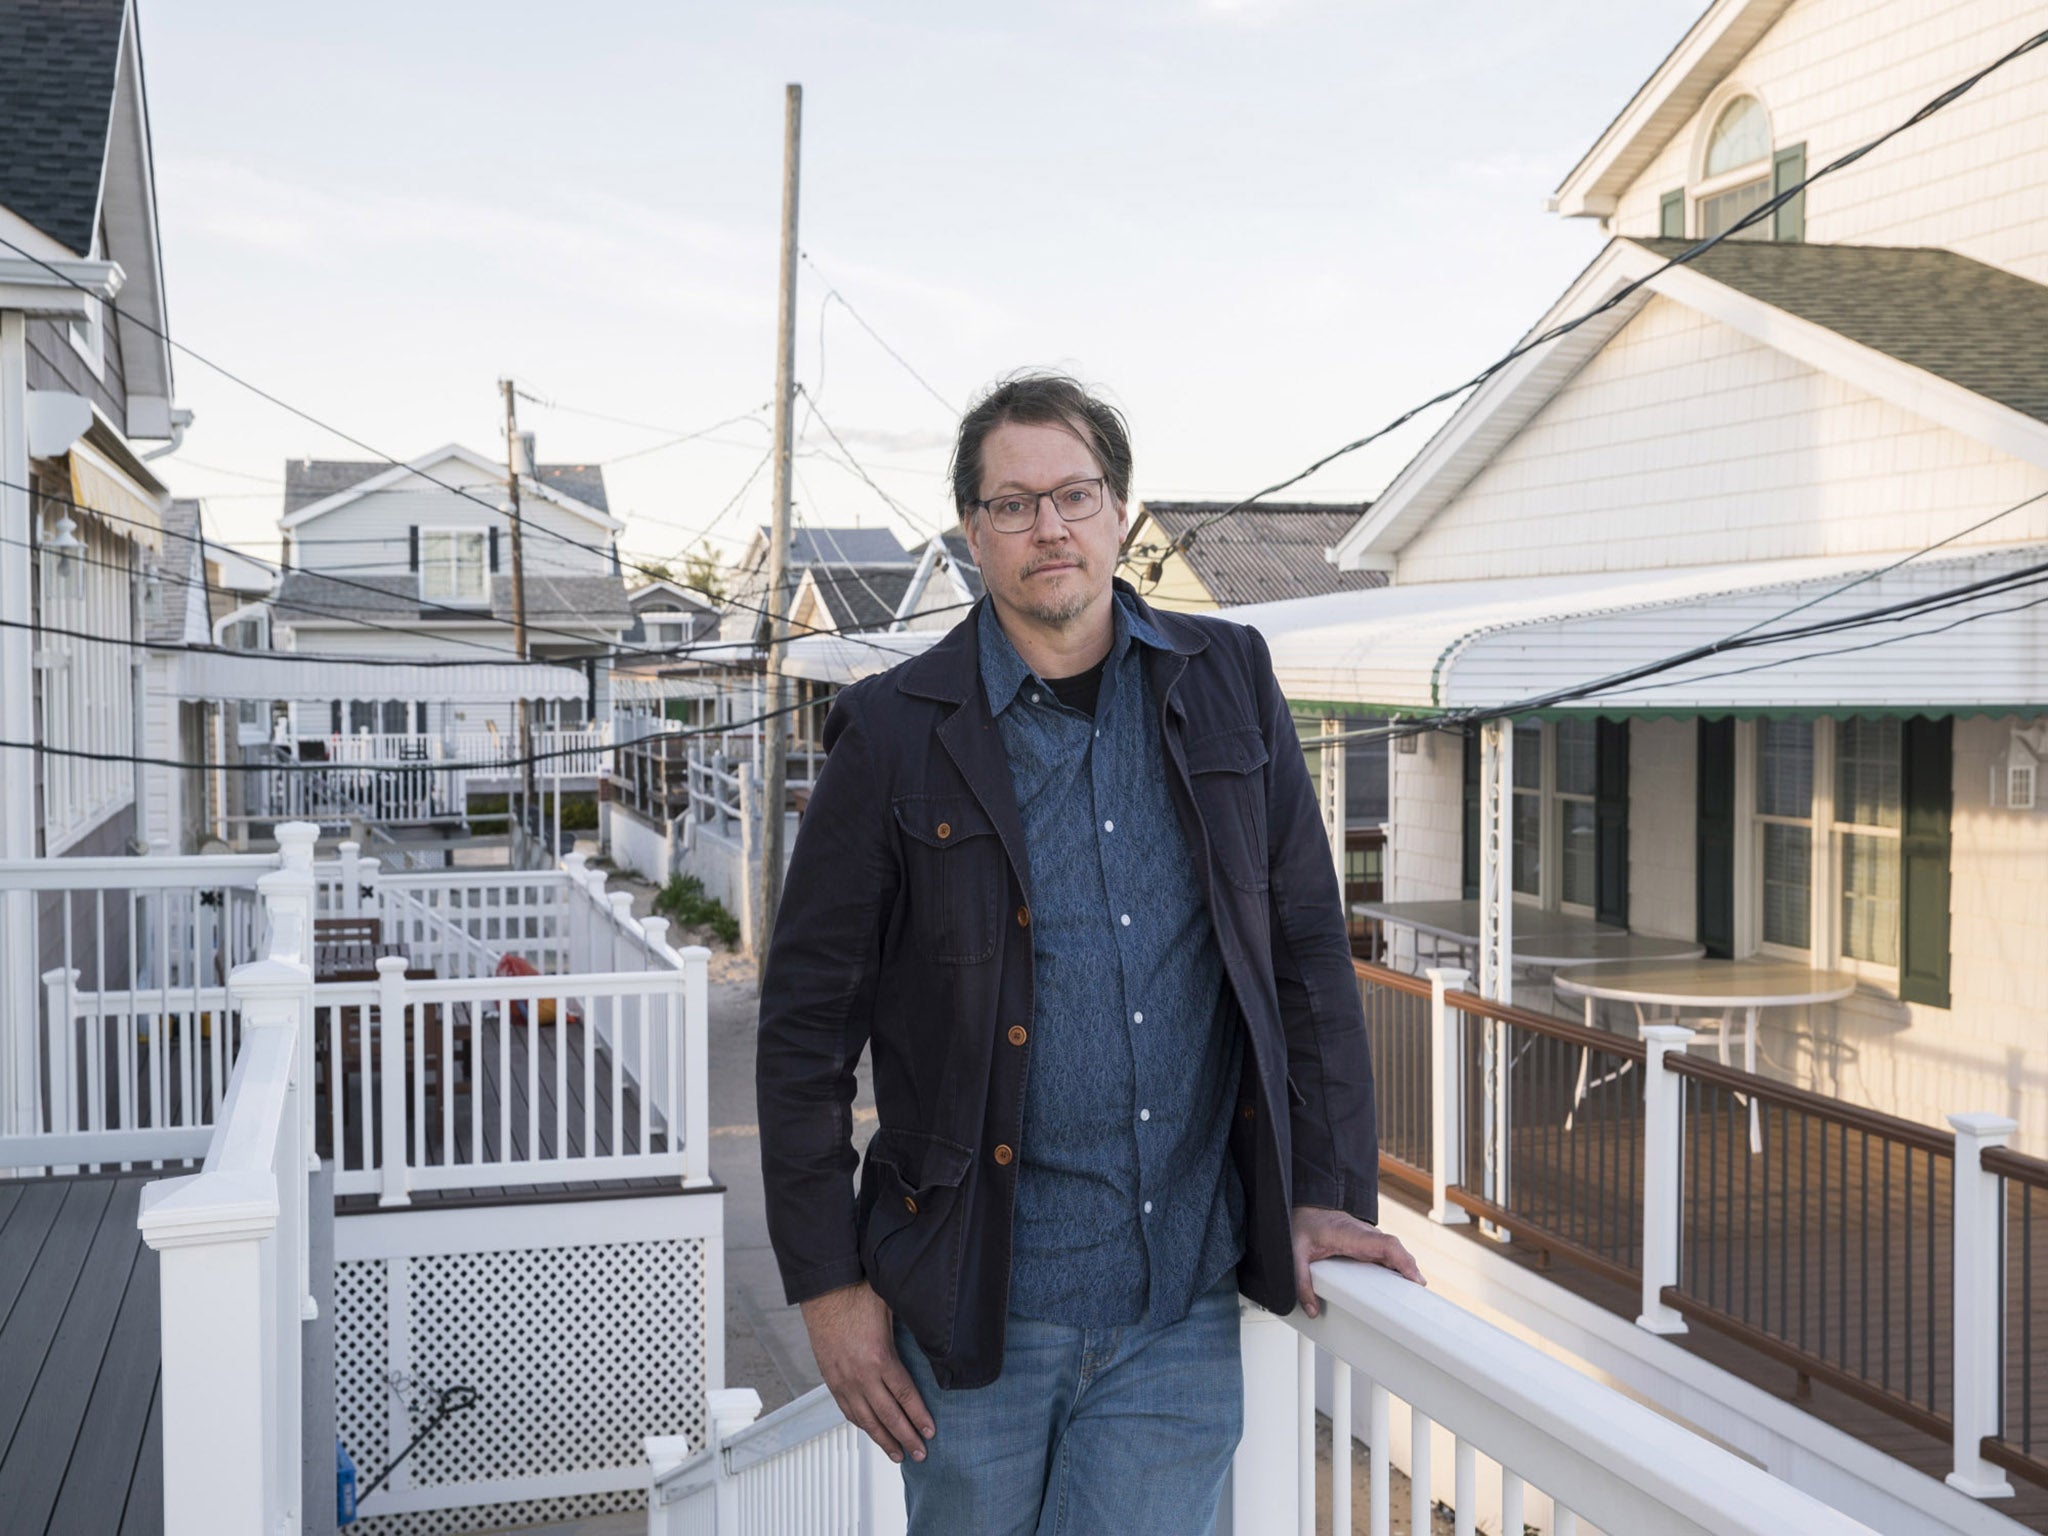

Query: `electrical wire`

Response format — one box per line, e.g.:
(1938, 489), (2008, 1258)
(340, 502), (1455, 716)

(1143, 24), (2048, 564)
(800, 252), (959, 420)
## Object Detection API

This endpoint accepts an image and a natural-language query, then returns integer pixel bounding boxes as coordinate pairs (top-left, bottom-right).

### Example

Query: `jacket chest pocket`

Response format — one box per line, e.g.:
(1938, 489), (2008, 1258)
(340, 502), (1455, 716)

(1186, 727), (1270, 893)
(893, 794), (1003, 964)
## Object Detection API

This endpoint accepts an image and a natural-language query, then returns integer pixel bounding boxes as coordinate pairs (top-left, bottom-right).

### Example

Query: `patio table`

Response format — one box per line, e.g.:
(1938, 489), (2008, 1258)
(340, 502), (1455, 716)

(1551, 957), (1860, 1151)
(1351, 899), (1705, 970)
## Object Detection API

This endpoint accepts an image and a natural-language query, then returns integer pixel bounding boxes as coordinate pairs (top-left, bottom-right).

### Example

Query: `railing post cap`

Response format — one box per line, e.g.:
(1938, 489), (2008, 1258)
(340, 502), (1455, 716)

(339, 839), (359, 857)
(706, 1387), (763, 1438)
(275, 821), (320, 865)
(137, 1168), (279, 1250)
(1947, 1111), (2019, 1139)
(563, 851), (589, 876)
(375, 954), (410, 975)
(643, 1433), (693, 1475)
(1423, 965), (1470, 987)
(1640, 1022), (1695, 1046)
(679, 944), (712, 963)
(610, 891), (635, 912)
(41, 965), (79, 986)
(229, 956), (314, 993)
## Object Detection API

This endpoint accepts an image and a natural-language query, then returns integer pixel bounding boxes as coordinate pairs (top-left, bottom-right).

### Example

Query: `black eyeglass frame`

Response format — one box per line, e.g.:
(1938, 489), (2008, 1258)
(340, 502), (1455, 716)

(968, 477), (1110, 535)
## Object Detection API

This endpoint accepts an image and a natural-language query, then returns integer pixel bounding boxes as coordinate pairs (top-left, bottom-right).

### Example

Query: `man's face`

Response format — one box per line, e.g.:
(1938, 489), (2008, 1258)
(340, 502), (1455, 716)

(961, 419), (1127, 633)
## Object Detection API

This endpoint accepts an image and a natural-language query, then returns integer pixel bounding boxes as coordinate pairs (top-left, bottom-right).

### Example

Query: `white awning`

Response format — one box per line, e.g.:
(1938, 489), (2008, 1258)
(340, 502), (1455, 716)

(780, 631), (942, 686)
(175, 650), (591, 704)
(1231, 545), (2048, 715)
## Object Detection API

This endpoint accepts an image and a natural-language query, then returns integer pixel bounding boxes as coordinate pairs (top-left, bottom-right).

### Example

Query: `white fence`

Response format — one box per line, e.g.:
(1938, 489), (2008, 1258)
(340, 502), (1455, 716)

(647, 1265), (1879, 1536)
(0, 842), (286, 1157)
(320, 726), (612, 778)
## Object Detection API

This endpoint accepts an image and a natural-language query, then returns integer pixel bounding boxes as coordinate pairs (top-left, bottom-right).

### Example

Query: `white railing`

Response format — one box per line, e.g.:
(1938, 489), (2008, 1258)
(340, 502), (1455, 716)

(317, 951), (709, 1203)
(262, 756), (467, 826)
(647, 1268), (1879, 1536)
(0, 841), (288, 1152)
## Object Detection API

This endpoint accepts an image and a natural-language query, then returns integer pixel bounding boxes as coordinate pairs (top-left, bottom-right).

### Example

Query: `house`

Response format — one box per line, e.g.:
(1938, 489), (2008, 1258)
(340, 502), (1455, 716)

(621, 575), (722, 655)
(268, 443), (630, 784)
(715, 523), (915, 645)
(1215, 0), (2048, 1526)
(1122, 499), (1386, 612)
(891, 528), (984, 630)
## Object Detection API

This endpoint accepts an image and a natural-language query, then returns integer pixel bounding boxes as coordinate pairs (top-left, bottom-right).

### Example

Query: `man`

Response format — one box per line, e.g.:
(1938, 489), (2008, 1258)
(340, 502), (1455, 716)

(757, 373), (1419, 1534)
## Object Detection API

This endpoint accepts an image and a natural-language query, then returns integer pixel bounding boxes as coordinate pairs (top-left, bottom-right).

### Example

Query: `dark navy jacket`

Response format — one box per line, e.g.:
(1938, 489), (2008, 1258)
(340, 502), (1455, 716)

(756, 582), (1379, 1390)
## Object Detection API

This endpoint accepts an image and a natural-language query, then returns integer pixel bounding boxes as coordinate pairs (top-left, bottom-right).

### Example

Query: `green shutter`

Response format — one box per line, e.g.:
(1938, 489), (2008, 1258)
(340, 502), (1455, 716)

(1772, 143), (1806, 243)
(1659, 189), (1686, 240)
(1899, 715), (1953, 1007)
(1595, 718), (1630, 928)
(1461, 730), (1480, 900)
(1696, 719), (1736, 958)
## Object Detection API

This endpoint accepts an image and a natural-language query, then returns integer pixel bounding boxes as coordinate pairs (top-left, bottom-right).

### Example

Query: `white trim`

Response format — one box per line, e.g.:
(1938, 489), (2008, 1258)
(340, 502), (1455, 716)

(278, 442), (622, 533)
(1550, 0), (1798, 219)
(0, 255), (121, 319)
(356, 1465), (649, 1518)
(1688, 80), (1774, 188)
(333, 1187), (721, 1261)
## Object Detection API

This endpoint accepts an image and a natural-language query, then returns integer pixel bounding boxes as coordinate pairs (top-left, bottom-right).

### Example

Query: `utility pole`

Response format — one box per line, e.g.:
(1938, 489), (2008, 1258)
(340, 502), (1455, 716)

(758, 82), (802, 950)
(500, 378), (536, 819)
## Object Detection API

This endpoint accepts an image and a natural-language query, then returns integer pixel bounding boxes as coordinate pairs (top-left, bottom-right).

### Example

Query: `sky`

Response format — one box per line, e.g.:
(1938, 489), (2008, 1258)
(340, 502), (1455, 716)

(136, 1), (1709, 578)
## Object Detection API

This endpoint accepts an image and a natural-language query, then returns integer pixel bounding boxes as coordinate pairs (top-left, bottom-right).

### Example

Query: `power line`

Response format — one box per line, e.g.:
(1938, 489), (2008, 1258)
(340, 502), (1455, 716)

(800, 252), (959, 420)
(1145, 24), (2048, 565)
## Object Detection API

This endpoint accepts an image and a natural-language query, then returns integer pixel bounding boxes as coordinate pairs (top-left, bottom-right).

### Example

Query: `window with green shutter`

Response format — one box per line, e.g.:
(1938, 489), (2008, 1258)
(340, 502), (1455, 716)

(1899, 715), (1953, 1007)
(1595, 718), (1630, 928)
(1697, 719), (1736, 957)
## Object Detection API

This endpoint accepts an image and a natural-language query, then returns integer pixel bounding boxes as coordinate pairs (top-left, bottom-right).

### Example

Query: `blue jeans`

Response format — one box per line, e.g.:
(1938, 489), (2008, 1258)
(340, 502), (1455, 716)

(893, 1273), (1243, 1536)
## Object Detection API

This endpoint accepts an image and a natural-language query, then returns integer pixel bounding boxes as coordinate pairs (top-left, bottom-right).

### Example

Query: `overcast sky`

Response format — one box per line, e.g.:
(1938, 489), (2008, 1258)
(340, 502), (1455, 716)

(138, 1), (1706, 574)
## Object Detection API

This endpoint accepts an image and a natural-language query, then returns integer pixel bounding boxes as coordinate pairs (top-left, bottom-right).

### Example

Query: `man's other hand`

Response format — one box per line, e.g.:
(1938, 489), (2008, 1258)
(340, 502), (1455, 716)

(799, 1281), (935, 1463)
(1290, 1206), (1425, 1318)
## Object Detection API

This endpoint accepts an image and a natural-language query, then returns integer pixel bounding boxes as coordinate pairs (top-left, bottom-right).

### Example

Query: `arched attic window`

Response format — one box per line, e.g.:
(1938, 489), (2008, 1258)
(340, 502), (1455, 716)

(1697, 96), (1773, 240)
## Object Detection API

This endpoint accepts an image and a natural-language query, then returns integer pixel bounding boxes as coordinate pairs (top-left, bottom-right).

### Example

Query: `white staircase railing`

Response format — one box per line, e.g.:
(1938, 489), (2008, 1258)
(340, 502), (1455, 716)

(646, 1265), (1881, 1536)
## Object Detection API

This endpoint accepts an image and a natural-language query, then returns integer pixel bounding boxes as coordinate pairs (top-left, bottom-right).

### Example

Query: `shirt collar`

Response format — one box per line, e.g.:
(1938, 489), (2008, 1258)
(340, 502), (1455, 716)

(977, 592), (1169, 716)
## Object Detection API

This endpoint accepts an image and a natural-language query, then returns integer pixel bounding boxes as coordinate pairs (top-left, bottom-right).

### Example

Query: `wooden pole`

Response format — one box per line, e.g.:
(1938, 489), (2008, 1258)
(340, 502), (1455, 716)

(500, 378), (537, 823)
(759, 83), (802, 952)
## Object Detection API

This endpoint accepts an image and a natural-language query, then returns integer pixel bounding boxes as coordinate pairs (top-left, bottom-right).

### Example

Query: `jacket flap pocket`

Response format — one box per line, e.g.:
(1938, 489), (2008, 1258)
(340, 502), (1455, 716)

(1186, 727), (1269, 776)
(893, 794), (997, 850)
(865, 1128), (975, 1193)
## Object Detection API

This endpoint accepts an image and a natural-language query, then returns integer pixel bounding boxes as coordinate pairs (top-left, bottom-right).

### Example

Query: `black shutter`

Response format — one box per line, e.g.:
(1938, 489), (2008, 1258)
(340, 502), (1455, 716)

(408, 526), (419, 571)
(1773, 143), (1807, 243)
(329, 700), (342, 736)
(1696, 718), (1736, 958)
(1899, 715), (1953, 1007)
(489, 527), (501, 572)
(1659, 189), (1685, 239)
(1595, 718), (1630, 928)
(1461, 730), (1481, 900)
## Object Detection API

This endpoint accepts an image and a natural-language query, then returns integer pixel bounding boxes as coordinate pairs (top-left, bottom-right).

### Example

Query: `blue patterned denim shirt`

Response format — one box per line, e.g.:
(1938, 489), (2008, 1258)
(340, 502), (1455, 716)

(979, 594), (1244, 1329)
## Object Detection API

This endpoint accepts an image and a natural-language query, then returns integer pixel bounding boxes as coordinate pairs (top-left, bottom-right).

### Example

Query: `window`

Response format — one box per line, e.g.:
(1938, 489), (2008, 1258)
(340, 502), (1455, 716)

(1556, 718), (1599, 909)
(1755, 720), (1814, 950)
(420, 529), (488, 603)
(1698, 96), (1773, 242)
(1511, 722), (1542, 896)
(39, 511), (134, 847)
(67, 294), (108, 378)
(1835, 716), (1902, 965)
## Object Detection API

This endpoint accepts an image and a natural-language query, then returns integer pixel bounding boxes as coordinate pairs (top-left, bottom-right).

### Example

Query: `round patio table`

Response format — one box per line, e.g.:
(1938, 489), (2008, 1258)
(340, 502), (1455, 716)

(1351, 899), (1703, 970)
(1551, 958), (1860, 1151)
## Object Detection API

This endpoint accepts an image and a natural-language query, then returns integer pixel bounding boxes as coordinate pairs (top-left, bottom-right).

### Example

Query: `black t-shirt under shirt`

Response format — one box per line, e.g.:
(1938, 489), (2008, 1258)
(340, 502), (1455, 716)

(1044, 657), (1108, 717)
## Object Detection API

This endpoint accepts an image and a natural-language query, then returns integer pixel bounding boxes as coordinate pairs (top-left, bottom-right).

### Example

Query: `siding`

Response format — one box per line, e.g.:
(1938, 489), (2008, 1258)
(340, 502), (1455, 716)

(1394, 293), (2048, 583)
(289, 457), (609, 580)
(1388, 735), (1465, 903)
(24, 312), (124, 434)
(1608, 0), (2048, 284)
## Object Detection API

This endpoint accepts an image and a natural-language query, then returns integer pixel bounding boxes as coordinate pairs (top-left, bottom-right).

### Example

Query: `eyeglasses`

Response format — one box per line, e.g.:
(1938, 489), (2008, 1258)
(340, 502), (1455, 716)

(970, 477), (1107, 535)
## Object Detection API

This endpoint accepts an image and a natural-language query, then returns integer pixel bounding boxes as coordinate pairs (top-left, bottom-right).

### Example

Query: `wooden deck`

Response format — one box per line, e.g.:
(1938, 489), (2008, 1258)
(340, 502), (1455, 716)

(320, 1012), (685, 1213)
(0, 1173), (163, 1536)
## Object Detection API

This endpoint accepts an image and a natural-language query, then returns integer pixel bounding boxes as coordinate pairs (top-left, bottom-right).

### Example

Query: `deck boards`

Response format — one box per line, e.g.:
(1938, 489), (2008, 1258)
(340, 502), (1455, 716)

(0, 1173), (162, 1536)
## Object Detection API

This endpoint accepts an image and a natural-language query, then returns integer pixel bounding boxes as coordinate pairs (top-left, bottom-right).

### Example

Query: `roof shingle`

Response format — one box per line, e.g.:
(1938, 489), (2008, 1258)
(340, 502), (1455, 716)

(1133, 502), (1386, 607)
(282, 458), (610, 515)
(0, 0), (125, 255)
(1630, 238), (2048, 425)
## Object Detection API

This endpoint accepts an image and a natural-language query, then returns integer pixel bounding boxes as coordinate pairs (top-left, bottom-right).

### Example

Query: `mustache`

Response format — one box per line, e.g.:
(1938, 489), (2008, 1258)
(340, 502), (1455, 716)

(1021, 552), (1087, 578)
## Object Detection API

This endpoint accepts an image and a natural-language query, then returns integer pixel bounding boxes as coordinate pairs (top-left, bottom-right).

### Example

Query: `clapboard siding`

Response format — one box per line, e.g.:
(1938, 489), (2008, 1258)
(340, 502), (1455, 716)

(1609, 0), (2048, 284)
(24, 313), (125, 435)
(1388, 735), (1465, 906)
(1625, 716), (1697, 940)
(290, 459), (609, 580)
(1394, 293), (2048, 584)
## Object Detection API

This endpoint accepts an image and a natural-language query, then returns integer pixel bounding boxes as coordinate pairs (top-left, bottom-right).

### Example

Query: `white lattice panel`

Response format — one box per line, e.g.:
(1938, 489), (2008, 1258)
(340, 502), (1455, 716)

(337, 1236), (709, 1534)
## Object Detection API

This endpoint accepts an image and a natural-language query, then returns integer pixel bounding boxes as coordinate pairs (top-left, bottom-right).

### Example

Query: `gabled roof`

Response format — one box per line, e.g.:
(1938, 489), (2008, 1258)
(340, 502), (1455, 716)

(1133, 502), (1387, 606)
(1333, 239), (2048, 570)
(938, 530), (984, 600)
(744, 525), (915, 569)
(799, 565), (917, 633)
(1550, 0), (1798, 219)
(280, 445), (619, 531)
(1630, 238), (2048, 424)
(0, 0), (127, 254)
(627, 578), (718, 613)
(272, 570), (631, 630)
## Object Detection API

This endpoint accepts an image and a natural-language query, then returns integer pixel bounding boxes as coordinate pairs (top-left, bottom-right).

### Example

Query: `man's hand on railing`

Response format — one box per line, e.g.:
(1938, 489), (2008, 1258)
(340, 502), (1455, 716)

(1291, 1206), (1425, 1319)
(799, 1281), (934, 1465)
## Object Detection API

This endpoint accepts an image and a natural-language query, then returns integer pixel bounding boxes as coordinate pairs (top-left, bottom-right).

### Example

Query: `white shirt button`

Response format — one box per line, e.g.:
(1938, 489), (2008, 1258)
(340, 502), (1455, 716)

(1119, 913), (1131, 927)
(1103, 819), (1114, 832)
(1132, 1010), (1143, 1023)
(1140, 1108), (1151, 1122)
(1143, 1200), (1153, 1215)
